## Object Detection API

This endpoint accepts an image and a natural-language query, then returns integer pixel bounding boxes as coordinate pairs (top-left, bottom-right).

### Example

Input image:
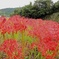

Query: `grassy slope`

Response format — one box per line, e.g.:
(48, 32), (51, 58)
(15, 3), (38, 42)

(44, 12), (59, 22)
(0, 8), (16, 16)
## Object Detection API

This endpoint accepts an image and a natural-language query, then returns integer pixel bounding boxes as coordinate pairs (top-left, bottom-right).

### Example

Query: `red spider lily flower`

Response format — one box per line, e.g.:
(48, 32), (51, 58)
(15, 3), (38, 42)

(31, 42), (37, 49)
(9, 15), (21, 24)
(9, 15), (27, 32)
(46, 41), (58, 51)
(0, 16), (6, 29)
(37, 42), (48, 56)
(26, 19), (36, 27)
(37, 38), (58, 58)
(0, 39), (23, 59)
(1, 20), (14, 34)
(44, 20), (59, 41)
(0, 16), (6, 24)
(13, 22), (26, 32)
(27, 19), (44, 37)
(28, 19), (59, 42)
(45, 54), (56, 59)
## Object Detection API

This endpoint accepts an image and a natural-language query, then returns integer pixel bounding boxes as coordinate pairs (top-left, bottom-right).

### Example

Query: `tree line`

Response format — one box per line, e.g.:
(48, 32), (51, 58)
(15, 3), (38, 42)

(11, 0), (59, 19)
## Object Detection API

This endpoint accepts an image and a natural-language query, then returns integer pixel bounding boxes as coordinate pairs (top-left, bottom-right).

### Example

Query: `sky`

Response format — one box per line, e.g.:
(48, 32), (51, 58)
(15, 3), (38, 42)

(0, 0), (58, 9)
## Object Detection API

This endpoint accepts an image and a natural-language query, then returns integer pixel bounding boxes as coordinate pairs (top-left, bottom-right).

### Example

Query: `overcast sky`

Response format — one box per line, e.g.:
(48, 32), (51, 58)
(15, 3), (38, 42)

(0, 0), (58, 9)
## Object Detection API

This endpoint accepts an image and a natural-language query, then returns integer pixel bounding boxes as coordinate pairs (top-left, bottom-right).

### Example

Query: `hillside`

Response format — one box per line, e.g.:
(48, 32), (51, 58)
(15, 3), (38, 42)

(44, 12), (59, 22)
(0, 8), (16, 16)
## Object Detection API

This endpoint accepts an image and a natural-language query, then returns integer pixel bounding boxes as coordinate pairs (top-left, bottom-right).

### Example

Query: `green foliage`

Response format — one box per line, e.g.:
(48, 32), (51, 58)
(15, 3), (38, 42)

(44, 12), (59, 22)
(11, 0), (59, 22)
(11, 0), (54, 18)
(52, 1), (59, 12)
(10, 8), (21, 16)
(0, 8), (16, 16)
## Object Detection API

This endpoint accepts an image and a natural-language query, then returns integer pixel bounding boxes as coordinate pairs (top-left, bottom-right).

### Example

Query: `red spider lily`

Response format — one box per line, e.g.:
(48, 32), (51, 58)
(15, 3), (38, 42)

(0, 15), (59, 59)
(46, 41), (58, 51)
(44, 20), (59, 41)
(9, 15), (21, 24)
(45, 54), (55, 59)
(27, 19), (44, 37)
(31, 42), (37, 49)
(0, 16), (6, 24)
(0, 39), (23, 59)
(0, 16), (6, 29)
(1, 20), (14, 34)
(28, 19), (59, 41)
(9, 15), (27, 32)
(37, 38), (58, 59)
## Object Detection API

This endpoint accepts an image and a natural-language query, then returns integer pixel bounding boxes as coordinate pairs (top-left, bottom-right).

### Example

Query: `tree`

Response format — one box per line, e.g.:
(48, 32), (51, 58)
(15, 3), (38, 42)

(10, 8), (21, 16)
(11, 0), (54, 19)
(34, 0), (53, 14)
(53, 0), (59, 12)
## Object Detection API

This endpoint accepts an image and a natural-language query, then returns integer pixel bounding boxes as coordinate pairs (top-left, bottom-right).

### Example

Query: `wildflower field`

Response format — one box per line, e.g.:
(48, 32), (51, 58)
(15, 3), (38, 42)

(0, 15), (59, 59)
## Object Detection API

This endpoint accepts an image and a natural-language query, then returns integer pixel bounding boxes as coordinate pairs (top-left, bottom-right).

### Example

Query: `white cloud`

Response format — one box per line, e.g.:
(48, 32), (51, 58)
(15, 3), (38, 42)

(0, 0), (58, 9)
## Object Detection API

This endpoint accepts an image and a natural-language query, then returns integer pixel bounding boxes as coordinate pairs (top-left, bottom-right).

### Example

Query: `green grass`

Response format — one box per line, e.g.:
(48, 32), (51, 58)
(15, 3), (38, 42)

(44, 12), (59, 22)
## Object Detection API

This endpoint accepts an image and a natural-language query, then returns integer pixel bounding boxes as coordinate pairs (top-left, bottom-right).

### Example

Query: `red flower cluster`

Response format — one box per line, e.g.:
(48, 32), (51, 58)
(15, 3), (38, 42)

(29, 20), (59, 59)
(0, 16), (6, 29)
(0, 15), (59, 59)
(0, 39), (23, 59)
(27, 19), (59, 59)
(0, 15), (27, 34)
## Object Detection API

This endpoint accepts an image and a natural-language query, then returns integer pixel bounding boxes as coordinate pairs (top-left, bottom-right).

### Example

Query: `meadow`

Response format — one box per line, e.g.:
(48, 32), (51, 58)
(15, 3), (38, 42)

(0, 15), (59, 59)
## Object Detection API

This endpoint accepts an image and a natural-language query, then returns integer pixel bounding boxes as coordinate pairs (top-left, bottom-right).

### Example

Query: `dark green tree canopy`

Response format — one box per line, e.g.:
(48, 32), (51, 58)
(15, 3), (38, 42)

(11, 0), (59, 19)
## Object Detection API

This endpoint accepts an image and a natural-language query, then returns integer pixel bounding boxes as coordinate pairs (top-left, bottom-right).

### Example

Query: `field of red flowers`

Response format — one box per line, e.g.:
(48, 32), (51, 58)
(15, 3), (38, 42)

(0, 15), (59, 59)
